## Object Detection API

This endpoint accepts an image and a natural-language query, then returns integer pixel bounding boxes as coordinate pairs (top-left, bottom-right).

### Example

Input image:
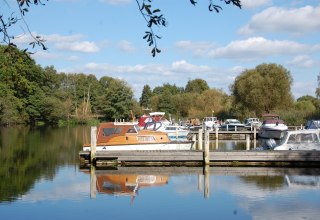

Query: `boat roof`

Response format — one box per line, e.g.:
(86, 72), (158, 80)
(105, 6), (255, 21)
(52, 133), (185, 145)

(149, 112), (165, 116)
(286, 129), (320, 135)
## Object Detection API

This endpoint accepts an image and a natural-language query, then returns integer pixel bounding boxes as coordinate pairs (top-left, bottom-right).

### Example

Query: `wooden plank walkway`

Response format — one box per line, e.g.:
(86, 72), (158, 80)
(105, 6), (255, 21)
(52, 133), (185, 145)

(79, 150), (320, 167)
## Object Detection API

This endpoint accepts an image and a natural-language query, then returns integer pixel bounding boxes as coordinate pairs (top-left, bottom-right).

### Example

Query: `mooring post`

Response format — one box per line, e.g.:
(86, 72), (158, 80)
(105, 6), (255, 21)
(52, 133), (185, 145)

(215, 126), (218, 140)
(204, 165), (210, 199)
(198, 129), (203, 150)
(246, 134), (250, 150)
(204, 129), (210, 165)
(91, 126), (97, 163)
(192, 134), (197, 150)
(90, 165), (96, 198)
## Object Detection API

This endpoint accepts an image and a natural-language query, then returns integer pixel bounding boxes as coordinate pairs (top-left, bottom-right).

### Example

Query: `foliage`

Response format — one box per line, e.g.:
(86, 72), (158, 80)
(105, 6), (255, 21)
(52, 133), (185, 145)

(185, 78), (210, 94)
(136, 0), (241, 56)
(0, 0), (47, 53)
(1, 1), (241, 56)
(139, 84), (153, 108)
(0, 45), (317, 126)
(231, 63), (294, 117)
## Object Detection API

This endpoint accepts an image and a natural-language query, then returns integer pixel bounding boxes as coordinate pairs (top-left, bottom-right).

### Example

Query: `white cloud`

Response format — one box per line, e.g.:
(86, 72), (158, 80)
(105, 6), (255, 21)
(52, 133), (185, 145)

(55, 41), (100, 53)
(287, 55), (316, 68)
(175, 40), (216, 57)
(241, 0), (272, 9)
(118, 40), (136, 53)
(207, 37), (309, 60)
(99, 0), (132, 5)
(238, 6), (320, 35)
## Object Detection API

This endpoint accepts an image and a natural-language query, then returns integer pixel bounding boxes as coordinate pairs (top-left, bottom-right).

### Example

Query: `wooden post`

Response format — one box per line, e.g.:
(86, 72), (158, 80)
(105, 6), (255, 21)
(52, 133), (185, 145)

(204, 129), (210, 165)
(246, 134), (250, 150)
(253, 127), (256, 140)
(215, 127), (218, 140)
(90, 165), (96, 198)
(91, 126), (97, 163)
(192, 134), (197, 150)
(204, 165), (210, 199)
(198, 129), (203, 150)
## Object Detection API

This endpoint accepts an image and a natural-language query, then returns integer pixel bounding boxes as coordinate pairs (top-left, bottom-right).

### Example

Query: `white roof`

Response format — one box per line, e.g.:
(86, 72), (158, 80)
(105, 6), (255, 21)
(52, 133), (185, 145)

(149, 112), (165, 116)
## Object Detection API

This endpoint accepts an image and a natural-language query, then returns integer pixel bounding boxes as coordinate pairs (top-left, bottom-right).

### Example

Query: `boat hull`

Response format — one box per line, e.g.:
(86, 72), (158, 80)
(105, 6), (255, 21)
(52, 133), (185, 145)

(258, 128), (287, 139)
(83, 141), (193, 151)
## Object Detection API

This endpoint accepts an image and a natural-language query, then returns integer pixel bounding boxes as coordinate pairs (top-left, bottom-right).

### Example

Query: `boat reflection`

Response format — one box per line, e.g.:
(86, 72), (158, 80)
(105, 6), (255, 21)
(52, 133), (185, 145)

(82, 169), (169, 202)
(285, 175), (320, 189)
(97, 173), (168, 197)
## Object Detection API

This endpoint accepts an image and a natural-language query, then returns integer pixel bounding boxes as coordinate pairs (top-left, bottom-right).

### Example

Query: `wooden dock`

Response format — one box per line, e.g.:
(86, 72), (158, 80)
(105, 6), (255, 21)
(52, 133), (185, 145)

(79, 150), (320, 167)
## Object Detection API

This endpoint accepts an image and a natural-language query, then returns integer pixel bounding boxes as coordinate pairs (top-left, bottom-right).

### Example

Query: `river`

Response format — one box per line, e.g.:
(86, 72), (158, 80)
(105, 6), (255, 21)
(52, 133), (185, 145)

(0, 126), (319, 220)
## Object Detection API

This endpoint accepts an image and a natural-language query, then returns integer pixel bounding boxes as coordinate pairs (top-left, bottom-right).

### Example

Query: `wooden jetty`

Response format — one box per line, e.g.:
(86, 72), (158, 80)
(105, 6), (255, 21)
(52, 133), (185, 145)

(80, 150), (320, 167)
(79, 126), (320, 168)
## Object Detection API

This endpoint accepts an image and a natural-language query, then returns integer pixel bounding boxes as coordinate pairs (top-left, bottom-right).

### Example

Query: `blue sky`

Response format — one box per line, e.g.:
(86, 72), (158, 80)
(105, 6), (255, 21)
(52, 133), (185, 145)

(6, 0), (320, 99)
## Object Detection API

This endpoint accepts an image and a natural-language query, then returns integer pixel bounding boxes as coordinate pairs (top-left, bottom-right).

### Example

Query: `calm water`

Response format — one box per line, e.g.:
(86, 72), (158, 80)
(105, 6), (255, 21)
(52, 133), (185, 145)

(0, 126), (319, 220)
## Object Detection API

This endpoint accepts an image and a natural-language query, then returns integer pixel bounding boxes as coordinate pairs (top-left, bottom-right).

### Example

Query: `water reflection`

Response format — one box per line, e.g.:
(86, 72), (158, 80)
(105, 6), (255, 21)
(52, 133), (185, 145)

(88, 169), (169, 203)
(0, 125), (90, 203)
(83, 166), (320, 199)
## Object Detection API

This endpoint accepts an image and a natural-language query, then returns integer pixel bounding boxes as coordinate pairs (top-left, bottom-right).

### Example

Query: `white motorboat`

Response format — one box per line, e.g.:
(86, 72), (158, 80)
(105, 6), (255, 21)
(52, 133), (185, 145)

(258, 114), (288, 139)
(305, 120), (320, 130)
(274, 129), (320, 151)
(202, 116), (219, 130)
(244, 118), (262, 130)
(220, 119), (245, 131)
(143, 121), (190, 141)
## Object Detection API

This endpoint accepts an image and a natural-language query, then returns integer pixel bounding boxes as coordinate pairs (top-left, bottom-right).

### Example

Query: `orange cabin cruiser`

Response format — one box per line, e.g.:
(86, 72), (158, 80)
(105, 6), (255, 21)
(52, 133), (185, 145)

(83, 122), (193, 151)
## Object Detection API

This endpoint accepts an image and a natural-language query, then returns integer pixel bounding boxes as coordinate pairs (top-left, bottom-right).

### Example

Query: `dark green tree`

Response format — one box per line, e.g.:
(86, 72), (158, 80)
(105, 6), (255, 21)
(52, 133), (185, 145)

(185, 78), (210, 94)
(153, 83), (183, 96)
(97, 77), (134, 121)
(139, 84), (153, 108)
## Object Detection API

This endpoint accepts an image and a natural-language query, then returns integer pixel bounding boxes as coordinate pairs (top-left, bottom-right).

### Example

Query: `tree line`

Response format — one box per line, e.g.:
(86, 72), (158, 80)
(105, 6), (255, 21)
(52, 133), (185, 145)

(0, 45), (319, 126)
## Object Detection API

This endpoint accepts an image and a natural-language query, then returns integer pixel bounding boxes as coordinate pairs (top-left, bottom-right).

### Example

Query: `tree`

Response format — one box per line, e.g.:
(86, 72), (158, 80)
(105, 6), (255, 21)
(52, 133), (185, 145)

(185, 78), (210, 94)
(153, 83), (184, 95)
(231, 63), (294, 116)
(1, 0), (241, 56)
(139, 84), (153, 108)
(97, 77), (135, 121)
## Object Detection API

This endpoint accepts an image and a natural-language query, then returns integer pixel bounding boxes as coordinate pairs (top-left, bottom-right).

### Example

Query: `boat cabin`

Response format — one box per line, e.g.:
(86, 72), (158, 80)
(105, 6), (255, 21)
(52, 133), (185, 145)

(95, 122), (171, 146)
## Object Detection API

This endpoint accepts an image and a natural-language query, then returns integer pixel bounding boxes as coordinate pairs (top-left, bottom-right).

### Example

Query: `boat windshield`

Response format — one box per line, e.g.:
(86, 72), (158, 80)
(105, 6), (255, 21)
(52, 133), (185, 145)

(281, 132), (319, 145)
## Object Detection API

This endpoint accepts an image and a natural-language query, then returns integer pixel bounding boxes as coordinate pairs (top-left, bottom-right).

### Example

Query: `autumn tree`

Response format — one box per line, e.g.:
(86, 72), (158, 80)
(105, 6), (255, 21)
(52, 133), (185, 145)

(231, 63), (294, 116)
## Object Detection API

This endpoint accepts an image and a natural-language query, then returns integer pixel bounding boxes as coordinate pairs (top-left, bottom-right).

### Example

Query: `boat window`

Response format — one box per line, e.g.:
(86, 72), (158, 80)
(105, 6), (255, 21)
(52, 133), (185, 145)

(301, 133), (317, 143)
(137, 136), (156, 142)
(287, 134), (296, 144)
(103, 127), (122, 136)
(127, 128), (137, 133)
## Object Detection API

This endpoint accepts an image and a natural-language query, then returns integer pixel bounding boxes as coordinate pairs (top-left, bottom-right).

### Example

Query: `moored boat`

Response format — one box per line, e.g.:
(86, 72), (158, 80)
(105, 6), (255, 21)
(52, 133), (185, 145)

(274, 129), (320, 151)
(258, 114), (288, 139)
(83, 122), (193, 151)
